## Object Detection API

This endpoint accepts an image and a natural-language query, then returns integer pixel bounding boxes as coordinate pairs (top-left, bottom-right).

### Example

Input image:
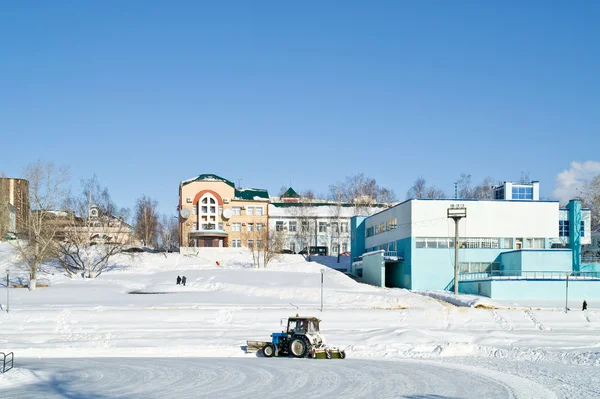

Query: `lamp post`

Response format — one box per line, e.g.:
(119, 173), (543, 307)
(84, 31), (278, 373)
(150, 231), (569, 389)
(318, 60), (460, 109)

(320, 269), (324, 312)
(447, 205), (467, 295)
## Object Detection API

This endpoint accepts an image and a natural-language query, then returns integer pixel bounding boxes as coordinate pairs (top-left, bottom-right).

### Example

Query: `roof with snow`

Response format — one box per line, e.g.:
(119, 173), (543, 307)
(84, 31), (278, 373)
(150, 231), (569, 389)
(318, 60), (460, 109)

(180, 174), (269, 201)
(180, 174), (236, 188)
(280, 187), (300, 199)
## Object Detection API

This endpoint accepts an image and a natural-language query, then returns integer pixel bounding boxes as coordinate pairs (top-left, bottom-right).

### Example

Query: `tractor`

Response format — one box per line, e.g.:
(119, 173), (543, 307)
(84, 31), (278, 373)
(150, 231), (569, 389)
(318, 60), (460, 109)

(246, 315), (346, 359)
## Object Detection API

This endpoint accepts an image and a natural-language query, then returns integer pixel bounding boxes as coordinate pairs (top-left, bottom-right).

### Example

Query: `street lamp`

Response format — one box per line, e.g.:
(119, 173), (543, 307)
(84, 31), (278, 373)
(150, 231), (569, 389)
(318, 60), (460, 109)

(447, 205), (467, 295)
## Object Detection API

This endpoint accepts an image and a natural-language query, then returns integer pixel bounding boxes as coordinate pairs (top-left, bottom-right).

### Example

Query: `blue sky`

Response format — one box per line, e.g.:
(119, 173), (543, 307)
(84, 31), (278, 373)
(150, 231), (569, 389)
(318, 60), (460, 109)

(1, 1), (599, 216)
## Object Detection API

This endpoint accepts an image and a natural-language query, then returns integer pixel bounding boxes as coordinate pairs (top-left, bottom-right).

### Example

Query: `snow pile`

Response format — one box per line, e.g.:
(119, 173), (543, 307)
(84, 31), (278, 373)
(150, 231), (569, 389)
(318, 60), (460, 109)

(416, 290), (501, 308)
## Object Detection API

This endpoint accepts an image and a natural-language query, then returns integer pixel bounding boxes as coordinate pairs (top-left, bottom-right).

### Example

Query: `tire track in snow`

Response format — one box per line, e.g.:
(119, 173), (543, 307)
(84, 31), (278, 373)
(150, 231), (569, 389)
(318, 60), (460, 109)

(524, 309), (551, 331)
(491, 310), (513, 331)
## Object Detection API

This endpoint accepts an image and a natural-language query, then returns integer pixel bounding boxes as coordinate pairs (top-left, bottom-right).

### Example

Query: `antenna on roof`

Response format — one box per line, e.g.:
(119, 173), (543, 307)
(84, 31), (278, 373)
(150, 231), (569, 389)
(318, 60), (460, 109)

(235, 178), (243, 188)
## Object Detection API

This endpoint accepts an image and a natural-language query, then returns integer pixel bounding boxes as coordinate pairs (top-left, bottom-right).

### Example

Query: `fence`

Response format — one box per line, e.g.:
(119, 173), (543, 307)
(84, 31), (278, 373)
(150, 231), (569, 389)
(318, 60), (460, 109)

(0, 352), (13, 373)
(459, 270), (600, 281)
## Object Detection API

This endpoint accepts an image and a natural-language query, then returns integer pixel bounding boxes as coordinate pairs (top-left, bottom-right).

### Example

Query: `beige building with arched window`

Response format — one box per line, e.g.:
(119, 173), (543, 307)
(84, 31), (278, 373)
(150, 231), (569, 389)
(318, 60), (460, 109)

(178, 174), (269, 248)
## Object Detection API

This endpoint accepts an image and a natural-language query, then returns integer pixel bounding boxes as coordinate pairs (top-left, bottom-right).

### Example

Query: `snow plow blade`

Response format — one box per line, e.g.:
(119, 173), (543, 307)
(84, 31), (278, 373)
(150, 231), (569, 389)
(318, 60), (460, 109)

(311, 348), (346, 359)
(246, 340), (269, 353)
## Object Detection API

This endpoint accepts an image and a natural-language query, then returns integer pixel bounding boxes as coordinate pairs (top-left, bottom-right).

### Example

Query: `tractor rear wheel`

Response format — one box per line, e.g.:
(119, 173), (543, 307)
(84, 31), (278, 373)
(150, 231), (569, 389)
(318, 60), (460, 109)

(263, 343), (276, 358)
(289, 338), (308, 358)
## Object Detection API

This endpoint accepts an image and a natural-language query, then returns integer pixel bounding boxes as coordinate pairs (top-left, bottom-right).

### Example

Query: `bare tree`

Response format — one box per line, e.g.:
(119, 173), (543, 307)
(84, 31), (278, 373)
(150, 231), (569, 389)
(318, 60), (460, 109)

(158, 214), (179, 251)
(583, 174), (600, 226)
(11, 161), (69, 290)
(406, 177), (446, 199)
(284, 190), (317, 260)
(54, 176), (132, 279)
(0, 172), (9, 239)
(242, 221), (284, 268)
(519, 171), (530, 184)
(455, 173), (495, 200)
(134, 195), (159, 248)
(331, 174), (396, 215)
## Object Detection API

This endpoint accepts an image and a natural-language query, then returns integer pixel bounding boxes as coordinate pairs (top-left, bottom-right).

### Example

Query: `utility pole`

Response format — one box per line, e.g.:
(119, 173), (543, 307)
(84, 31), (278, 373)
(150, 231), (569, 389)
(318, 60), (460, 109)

(565, 272), (569, 313)
(6, 270), (9, 313)
(447, 205), (467, 295)
(320, 269), (324, 312)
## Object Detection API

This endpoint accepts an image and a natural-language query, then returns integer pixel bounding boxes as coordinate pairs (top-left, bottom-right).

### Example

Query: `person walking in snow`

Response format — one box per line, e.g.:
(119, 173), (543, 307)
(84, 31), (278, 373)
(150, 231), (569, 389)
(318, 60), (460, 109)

(583, 300), (588, 311)
(176, 276), (181, 285)
(182, 276), (187, 286)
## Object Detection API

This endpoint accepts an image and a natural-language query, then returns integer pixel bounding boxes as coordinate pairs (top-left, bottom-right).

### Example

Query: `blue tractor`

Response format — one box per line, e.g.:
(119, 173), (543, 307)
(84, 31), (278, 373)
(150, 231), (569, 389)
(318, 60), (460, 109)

(247, 315), (346, 359)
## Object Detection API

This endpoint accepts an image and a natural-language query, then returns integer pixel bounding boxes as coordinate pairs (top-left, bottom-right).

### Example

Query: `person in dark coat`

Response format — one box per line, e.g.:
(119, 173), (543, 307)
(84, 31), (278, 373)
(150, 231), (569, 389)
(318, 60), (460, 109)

(182, 276), (187, 286)
(583, 300), (588, 311)
(176, 276), (181, 285)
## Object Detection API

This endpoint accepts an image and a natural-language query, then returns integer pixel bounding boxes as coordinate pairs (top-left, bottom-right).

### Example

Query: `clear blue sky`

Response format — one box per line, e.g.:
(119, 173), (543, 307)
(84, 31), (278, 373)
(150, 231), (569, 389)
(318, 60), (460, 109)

(1, 1), (599, 216)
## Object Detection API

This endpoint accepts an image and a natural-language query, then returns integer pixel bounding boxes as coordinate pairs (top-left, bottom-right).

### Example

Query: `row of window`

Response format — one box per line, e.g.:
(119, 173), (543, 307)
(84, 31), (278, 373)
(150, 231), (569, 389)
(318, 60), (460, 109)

(415, 237), (546, 249)
(193, 223), (223, 231)
(459, 262), (500, 273)
(232, 206), (264, 216)
(366, 241), (398, 253)
(274, 221), (349, 233)
(230, 239), (263, 248)
(366, 218), (398, 237)
(512, 186), (533, 200)
(559, 220), (585, 237)
(232, 223), (264, 232)
(192, 205), (265, 216)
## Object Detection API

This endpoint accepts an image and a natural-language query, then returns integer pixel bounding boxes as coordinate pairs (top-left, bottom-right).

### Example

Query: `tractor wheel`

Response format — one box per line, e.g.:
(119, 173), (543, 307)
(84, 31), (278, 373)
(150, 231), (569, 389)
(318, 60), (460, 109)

(340, 350), (346, 359)
(263, 343), (276, 358)
(289, 338), (308, 358)
(326, 350), (332, 359)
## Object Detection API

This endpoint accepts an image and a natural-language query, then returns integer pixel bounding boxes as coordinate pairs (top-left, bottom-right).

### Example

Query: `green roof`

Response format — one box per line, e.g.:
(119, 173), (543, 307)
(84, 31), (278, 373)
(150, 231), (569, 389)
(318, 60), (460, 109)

(235, 187), (270, 201)
(181, 174), (235, 187)
(281, 187), (300, 199)
(271, 202), (386, 208)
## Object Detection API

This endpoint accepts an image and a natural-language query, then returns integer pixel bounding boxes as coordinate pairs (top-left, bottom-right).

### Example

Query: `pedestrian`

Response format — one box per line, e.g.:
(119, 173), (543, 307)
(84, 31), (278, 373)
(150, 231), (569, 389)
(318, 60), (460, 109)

(583, 299), (588, 311)
(182, 276), (187, 286)
(176, 276), (181, 285)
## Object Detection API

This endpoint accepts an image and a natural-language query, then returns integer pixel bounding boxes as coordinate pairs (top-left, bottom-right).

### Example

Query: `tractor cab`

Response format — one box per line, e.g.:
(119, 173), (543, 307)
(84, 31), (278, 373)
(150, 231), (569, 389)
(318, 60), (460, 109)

(286, 317), (320, 335)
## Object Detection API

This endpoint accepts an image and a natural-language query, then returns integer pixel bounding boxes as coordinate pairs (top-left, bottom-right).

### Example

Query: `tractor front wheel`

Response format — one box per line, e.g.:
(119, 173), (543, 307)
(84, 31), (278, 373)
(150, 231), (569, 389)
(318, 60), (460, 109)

(289, 338), (308, 358)
(263, 343), (276, 358)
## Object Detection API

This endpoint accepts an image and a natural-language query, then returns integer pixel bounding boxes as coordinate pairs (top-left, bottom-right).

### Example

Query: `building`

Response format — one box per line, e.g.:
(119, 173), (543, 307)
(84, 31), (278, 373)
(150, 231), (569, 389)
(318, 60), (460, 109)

(351, 180), (600, 300)
(268, 188), (384, 256)
(178, 174), (269, 248)
(0, 177), (29, 237)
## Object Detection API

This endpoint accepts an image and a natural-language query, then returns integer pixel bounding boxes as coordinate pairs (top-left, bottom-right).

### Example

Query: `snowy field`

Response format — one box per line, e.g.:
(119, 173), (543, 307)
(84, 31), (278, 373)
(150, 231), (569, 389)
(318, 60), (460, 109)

(1, 243), (600, 398)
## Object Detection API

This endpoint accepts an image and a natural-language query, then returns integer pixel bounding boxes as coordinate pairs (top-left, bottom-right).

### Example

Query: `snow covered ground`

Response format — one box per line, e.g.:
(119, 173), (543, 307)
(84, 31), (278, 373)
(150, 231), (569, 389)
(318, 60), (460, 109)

(1, 243), (599, 397)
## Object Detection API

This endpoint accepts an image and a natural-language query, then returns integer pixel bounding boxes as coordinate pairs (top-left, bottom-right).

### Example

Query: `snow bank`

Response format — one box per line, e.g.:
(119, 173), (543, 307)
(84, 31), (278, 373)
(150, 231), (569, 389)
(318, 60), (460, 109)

(415, 290), (503, 308)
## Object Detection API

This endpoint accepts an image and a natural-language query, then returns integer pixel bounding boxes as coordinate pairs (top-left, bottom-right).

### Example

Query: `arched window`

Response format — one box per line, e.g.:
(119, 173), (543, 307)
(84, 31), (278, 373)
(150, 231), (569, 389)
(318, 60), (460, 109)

(198, 194), (217, 230)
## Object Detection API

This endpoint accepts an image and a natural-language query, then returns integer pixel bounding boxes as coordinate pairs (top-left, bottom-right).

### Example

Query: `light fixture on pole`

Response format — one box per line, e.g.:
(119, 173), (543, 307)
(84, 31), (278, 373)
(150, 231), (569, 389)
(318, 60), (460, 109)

(447, 205), (467, 295)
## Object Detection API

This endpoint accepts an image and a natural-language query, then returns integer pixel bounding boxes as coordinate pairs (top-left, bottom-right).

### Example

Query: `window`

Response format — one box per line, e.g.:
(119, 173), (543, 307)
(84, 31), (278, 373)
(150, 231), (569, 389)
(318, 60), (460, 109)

(247, 207), (254, 216)
(301, 221), (308, 232)
(201, 206), (208, 213)
(559, 220), (570, 237)
(366, 227), (374, 237)
(218, 223), (223, 230)
(219, 206), (223, 215)
(416, 237), (500, 249)
(502, 238), (513, 249)
(289, 221), (297, 232)
(247, 223), (254, 232)
(193, 222), (198, 230)
(388, 218), (397, 230)
(290, 242), (296, 252)
(192, 207), (197, 215)
(231, 239), (241, 248)
(210, 206), (215, 214)
(512, 186), (533, 200)
(255, 207), (263, 216)
(581, 221), (585, 237)
(202, 198), (208, 204)
(525, 238), (544, 249)
(494, 187), (505, 200)
(257, 223), (263, 231)
(319, 222), (327, 232)
(459, 262), (500, 273)
(232, 223), (241, 232)
(342, 243), (348, 252)
(257, 239), (263, 249)
(276, 221), (284, 231)
(232, 207), (241, 215)
(331, 222), (338, 233)
(340, 223), (348, 233)
(332, 243), (339, 254)
(247, 239), (254, 248)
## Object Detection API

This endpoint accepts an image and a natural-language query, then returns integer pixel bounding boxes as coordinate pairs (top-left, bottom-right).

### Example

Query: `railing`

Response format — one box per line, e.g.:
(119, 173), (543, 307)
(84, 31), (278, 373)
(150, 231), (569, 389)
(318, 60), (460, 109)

(459, 270), (600, 281)
(582, 256), (600, 264)
(1, 352), (14, 373)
